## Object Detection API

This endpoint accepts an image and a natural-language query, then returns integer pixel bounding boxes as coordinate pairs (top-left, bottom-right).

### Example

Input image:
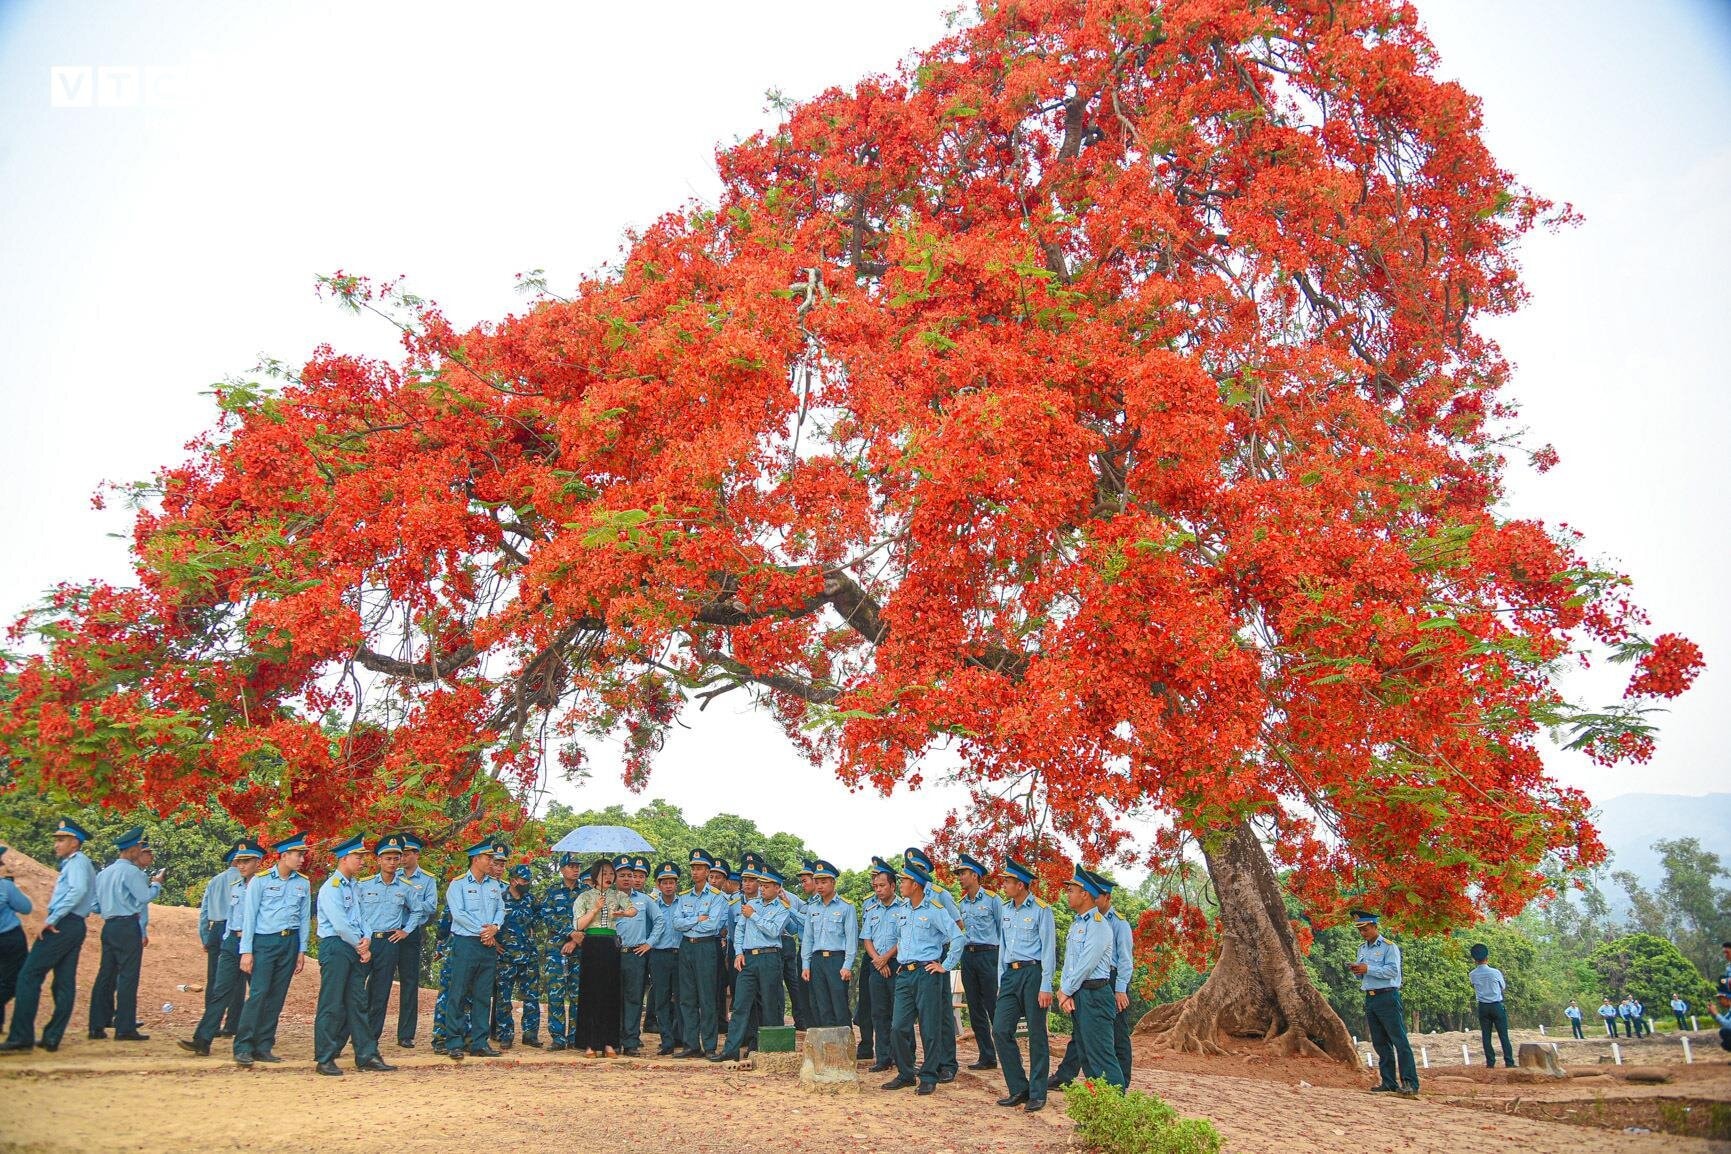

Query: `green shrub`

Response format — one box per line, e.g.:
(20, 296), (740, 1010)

(1063, 1079), (1223, 1154)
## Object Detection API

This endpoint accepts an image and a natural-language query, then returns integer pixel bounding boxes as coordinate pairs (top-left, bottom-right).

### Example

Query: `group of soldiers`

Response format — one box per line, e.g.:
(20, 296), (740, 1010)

(0, 820), (1140, 1107)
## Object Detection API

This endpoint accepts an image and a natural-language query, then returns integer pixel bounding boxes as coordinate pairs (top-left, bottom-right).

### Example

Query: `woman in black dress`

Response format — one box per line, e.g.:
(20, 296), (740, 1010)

(572, 859), (636, 1056)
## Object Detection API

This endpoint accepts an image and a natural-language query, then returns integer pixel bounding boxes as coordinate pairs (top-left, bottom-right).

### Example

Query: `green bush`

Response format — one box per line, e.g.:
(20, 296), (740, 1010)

(1063, 1079), (1223, 1154)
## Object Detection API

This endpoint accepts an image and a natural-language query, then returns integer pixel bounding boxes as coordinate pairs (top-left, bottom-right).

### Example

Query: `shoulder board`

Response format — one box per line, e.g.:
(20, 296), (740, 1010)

(1033, 897), (1049, 909)
(1090, 910), (1103, 921)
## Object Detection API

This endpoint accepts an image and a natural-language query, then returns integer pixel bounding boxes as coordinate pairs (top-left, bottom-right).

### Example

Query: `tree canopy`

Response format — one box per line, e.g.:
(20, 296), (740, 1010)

(0, 0), (1700, 1002)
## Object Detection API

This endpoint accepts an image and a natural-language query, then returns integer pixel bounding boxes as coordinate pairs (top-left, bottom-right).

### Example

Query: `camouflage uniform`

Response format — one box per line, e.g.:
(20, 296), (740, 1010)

(540, 877), (583, 1048)
(429, 907), (457, 1051)
(492, 873), (541, 1045)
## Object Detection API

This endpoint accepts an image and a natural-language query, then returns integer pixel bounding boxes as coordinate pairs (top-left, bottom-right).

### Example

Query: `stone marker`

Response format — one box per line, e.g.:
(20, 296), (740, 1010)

(799, 1026), (859, 1093)
(1515, 1042), (1566, 1078)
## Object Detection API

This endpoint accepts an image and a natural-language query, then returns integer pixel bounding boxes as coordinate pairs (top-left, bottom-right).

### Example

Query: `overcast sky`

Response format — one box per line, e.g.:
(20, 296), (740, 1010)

(1, 1), (1726, 862)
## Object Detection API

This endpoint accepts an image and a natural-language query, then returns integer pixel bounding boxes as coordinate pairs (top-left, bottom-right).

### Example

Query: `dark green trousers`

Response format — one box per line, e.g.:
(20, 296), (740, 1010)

(363, 933), (400, 1047)
(192, 932), (244, 1046)
(808, 951), (849, 1027)
(315, 938), (379, 1065)
(234, 932), (298, 1058)
(991, 961), (1049, 1099)
(1364, 988), (1418, 1089)
(678, 937), (720, 1054)
(619, 948), (648, 1051)
(891, 964), (948, 1085)
(89, 914), (143, 1034)
(1071, 983), (1125, 1088)
(5, 914), (86, 1048)
(1476, 1000), (1513, 1068)
(862, 963), (894, 1061)
(647, 948), (680, 1053)
(442, 935), (497, 1053)
(722, 950), (784, 1058)
(960, 947), (999, 1065)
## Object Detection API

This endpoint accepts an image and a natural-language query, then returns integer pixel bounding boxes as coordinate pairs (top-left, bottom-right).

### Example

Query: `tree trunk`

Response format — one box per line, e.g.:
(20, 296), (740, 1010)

(1134, 819), (1357, 1063)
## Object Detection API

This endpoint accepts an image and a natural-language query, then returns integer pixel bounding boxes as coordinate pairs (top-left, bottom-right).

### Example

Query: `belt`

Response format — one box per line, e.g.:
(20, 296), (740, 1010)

(683, 935), (718, 943)
(1080, 978), (1109, 990)
(1005, 959), (1040, 971)
(964, 943), (998, 953)
(897, 962), (927, 973)
(651, 947), (679, 953)
(1365, 988), (1397, 997)
(814, 949), (844, 958)
(271, 928), (296, 937)
(106, 913), (140, 922)
(744, 946), (780, 956)
(371, 931), (399, 938)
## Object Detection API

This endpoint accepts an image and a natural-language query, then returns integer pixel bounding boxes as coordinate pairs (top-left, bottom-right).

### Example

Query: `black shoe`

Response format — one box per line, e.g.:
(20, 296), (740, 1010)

(1398, 1085), (1420, 1097)
(216, 1031), (236, 1039)
(656, 1047), (676, 1057)
(1369, 1084), (1398, 1093)
(708, 1052), (737, 1063)
(1050, 1079), (1072, 1091)
(88, 1029), (108, 1040)
(469, 1047), (502, 1057)
(0, 1041), (33, 1054)
(623, 1047), (641, 1057)
(358, 1058), (398, 1071)
(881, 1076), (916, 1090)
(114, 1032), (150, 1042)
(679, 1048), (709, 1059)
(253, 1052), (283, 1064)
(868, 1061), (895, 1073)
(549, 1042), (568, 1052)
(39, 1041), (58, 1053)
(396, 1039), (416, 1048)
(1025, 1097), (1046, 1112)
(497, 1040), (512, 1051)
(970, 1060), (999, 1071)
(997, 1092), (1029, 1107)
(521, 1037), (543, 1048)
(856, 1049), (874, 1061)
(445, 1049), (465, 1060)
(177, 1040), (210, 1056)
(316, 1060), (344, 1076)
(234, 1053), (255, 1068)
(937, 1070), (957, 1084)
(917, 1082), (936, 1096)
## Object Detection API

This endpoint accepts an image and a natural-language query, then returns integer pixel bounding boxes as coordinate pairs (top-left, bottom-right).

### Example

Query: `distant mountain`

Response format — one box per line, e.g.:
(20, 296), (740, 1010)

(1593, 791), (1731, 894)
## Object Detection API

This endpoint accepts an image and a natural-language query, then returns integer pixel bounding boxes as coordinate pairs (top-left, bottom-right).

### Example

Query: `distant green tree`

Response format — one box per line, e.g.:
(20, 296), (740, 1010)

(0, 785), (244, 907)
(1588, 933), (1713, 1012)
(1652, 838), (1731, 979)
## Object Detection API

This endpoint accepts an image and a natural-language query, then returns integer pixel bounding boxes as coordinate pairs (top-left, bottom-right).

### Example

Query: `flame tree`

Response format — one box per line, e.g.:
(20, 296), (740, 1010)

(0, 0), (1701, 1060)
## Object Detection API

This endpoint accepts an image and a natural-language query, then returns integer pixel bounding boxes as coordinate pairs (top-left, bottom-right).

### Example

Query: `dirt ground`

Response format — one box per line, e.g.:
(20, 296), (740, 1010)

(3, 848), (1728, 1153)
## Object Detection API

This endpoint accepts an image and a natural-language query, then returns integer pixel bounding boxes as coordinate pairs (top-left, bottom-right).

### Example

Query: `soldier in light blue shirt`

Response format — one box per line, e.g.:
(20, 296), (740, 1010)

(644, 861), (684, 1055)
(858, 858), (902, 1072)
(715, 863), (793, 1061)
(357, 834), (415, 1050)
(89, 826), (164, 1040)
(991, 858), (1055, 1111)
(1352, 910), (1417, 1094)
(801, 859), (858, 1028)
(442, 838), (506, 1058)
(313, 834), (395, 1075)
(616, 855), (654, 1055)
(904, 846), (962, 1082)
(672, 848), (729, 1057)
(180, 839), (264, 1056)
(1671, 994), (1690, 1032)
(3, 818), (96, 1053)
(196, 842), (251, 1037)
(233, 832), (311, 1066)
(1055, 865), (1124, 1090)
(1564, 999), (1584, 1039)
(392, 831), (439, 1048)
(0, 845), (34, 1038)
(955, 853), (1003, 1071)
(1467, 942), (1514, 1067)
(1053, 869), (1135, 1086)
(883, 861), (964, 1094)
